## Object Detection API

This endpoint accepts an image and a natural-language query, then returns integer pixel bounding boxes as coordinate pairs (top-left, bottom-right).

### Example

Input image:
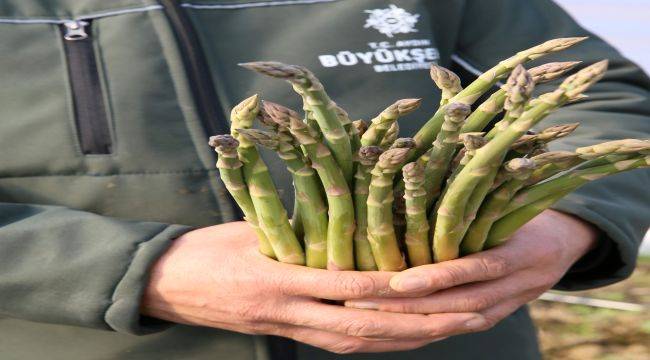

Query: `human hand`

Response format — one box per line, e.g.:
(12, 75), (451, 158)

(141, 221), (488, 354)
(345, 210), (599, 332)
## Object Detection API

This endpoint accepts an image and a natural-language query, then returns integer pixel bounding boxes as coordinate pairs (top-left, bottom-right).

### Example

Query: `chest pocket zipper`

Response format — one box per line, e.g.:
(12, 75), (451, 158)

(61, 20), (112, 155)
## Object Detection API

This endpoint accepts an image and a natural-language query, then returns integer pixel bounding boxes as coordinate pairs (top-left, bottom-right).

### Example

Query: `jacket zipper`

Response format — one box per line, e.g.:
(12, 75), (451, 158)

(159, 0), (230, 137)
(61, 20), (112, 155)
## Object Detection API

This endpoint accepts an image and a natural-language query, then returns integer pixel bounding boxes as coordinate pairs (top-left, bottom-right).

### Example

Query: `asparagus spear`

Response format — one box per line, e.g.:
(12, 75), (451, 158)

(422, 103), (472, 208)
(230, 95), (305, 265)
(484, 65), (535, 140)
(389, 138), (417, 243)
(461, 61), (580, 134)
(209, 135), (276, 259)
(361, 99), (421, 147)
(413, 37), (587, 160)
(510, 123), (580, 154)
(390, 137), (417, 150)
(403, 161), (432, 266)
(353, 146), (384, 270)
(487, 155), (649, 247)
(288, 116), (356, 270)
(352, 119), (369, 138)
(236, 128), (329, 269)
(379, 122), (400, 150)
(525, 151), (584, 184)
(504, 139), (650, 215)
(461, 158), (537, 254)
(367, 148), (411, 271)
(240, 61), (354, 183)
(430, 64), (462, 106)
(433, 60), (608, 262)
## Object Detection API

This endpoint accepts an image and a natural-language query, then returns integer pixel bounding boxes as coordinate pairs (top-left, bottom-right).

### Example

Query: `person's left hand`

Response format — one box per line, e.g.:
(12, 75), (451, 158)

(345, 209), (599, 331)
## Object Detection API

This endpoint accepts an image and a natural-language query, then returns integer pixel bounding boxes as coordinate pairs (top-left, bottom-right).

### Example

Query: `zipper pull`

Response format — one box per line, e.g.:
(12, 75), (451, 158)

(63, 20), (89, 41)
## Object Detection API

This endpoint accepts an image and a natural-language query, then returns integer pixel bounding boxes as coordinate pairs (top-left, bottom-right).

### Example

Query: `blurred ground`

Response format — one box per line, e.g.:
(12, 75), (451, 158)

(530, 256), (650, 359)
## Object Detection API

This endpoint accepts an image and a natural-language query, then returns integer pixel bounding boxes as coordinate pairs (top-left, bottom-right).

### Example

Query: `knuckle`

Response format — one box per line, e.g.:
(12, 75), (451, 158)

(479, 254), (511, 277)
(461, 295), (496, 312)
(337, 273), (376, 298)
(437, 265), (465, 287)
(343, 318), (382, 337)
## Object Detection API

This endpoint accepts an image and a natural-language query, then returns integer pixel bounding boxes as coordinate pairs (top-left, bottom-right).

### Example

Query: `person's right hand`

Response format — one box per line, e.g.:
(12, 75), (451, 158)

(141, 221), (488, 354)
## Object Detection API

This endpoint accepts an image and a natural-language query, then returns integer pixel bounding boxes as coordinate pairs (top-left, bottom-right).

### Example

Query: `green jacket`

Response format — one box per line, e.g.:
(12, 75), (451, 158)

(0, 0), (648, 359)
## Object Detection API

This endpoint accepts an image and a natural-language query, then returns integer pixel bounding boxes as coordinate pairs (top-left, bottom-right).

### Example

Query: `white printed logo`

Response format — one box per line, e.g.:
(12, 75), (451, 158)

(364, 4), (419, 38)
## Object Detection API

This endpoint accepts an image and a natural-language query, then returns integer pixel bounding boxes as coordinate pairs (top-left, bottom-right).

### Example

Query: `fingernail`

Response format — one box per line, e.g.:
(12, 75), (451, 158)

(465, 315), (487, 329)
(392, 276), (428, 292)
(345, 301), (378, 310)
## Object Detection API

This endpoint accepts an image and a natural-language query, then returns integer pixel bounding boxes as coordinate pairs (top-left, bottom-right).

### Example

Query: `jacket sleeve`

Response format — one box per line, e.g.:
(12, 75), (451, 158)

(0, 202), (191, 334)
(454, 0), (650, 290)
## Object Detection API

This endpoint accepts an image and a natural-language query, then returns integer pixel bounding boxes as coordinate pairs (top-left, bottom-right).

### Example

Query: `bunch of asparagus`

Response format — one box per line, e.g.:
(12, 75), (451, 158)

(209, 37), (649, 271)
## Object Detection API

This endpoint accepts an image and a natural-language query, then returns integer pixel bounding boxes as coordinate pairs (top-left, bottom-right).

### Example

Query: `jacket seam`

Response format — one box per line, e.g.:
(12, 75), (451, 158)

(181, 0), (339, 10)
(0, 5), (163, 24)
(0, 169), (215, 179)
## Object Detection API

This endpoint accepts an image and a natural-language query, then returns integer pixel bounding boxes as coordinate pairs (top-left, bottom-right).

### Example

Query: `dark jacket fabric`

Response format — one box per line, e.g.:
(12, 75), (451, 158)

(0, 0), (648, 359)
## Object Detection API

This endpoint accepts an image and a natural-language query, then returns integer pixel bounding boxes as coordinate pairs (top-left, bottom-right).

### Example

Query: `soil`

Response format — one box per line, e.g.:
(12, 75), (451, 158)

(530, 257), (650, 360)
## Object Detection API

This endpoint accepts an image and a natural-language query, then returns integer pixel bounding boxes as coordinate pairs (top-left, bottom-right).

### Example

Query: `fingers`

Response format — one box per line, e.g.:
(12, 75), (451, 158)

(389, 246), (529, 295)
(279, 298), (487, 340)
(278, 325), (437, 354)
(275, 264), (399, 300)
(347, 270), (535, 314)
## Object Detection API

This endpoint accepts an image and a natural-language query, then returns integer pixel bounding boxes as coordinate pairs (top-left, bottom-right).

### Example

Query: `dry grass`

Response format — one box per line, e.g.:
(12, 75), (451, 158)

(530, 257), (650, 360)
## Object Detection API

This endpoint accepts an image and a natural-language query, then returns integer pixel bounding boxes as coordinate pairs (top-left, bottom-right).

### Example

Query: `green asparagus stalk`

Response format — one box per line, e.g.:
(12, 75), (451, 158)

(288, 116), (355, 270)
(390, 138), (417, 242)
(525, 151), (584, 185)
(422, 103), (472, 208)
(430, 64), (462, 106)
(403, 161), (432, 266)
(484, 65), (535, 140)
(461, 158), (537, 254)
(240, 62), (354, 183)
(487, 155), (649, 247)
(367, 147), (411, 271)
(510, 123), (580, 154)
(361, 99), (421, 147)
(504, 139), (650, 215)
(209, 135), (276, 259)
(433, 60), (608, 262)
(353, 146), (384, 270)
(230, 95), (305, 265)
(413, 37), (587, 160)
(236, 128), (329, 269)
(380, 121), (400, 149)
(461, 61), (580, 134)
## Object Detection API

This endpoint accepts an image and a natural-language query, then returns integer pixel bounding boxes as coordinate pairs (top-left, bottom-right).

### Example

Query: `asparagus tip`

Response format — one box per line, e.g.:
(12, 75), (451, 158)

(390, 137), (417, 150)
(377, 147), (411, 168)
(429, 65), (462, 92)
(505, 158), (536, 172)
(208, 134), (239, 151)
(352, 119), (369, 137)
(235, 128), (279, 149)
(396, 98), (422, 114)
(358, 145), (384, 165)
(238, 61), (306, 80)
(445, 102), (472, 118)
